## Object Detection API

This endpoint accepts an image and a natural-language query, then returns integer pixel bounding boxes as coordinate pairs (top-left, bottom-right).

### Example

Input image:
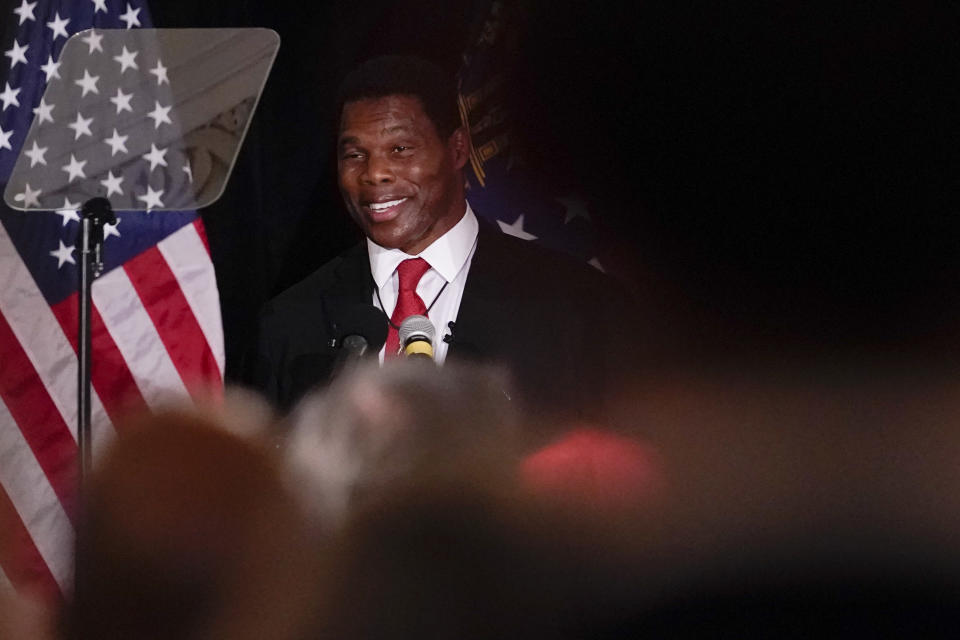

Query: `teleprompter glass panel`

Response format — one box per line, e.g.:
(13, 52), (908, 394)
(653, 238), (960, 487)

(4, 28), (280, 212)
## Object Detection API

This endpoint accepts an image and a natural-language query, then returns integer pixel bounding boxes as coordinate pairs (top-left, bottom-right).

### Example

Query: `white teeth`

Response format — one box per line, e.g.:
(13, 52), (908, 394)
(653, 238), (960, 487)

(368, 198), (406, 211)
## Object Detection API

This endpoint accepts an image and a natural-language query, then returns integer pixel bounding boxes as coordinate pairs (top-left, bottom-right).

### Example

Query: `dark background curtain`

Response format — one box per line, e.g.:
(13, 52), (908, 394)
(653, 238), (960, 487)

(148, 1), (960, 379)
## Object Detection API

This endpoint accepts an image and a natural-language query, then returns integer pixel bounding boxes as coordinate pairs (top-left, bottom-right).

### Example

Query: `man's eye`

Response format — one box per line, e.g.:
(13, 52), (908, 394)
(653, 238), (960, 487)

(392, 145), (410, 153)
(342, 151), (364, 160)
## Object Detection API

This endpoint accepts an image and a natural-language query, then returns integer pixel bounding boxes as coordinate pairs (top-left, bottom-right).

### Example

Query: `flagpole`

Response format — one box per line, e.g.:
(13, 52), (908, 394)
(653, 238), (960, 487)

(77, 197), (115, 484)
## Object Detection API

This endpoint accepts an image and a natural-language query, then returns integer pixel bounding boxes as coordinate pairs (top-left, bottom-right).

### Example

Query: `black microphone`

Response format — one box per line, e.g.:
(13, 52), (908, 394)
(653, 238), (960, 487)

(398, 314), (435, 360)
(284, 305), (387, 407)
(330, 303), (389, 374)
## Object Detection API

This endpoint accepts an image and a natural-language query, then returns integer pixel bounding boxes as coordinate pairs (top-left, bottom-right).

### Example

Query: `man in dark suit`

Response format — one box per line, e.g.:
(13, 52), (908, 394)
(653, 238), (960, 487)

(251, 56), (633, 419)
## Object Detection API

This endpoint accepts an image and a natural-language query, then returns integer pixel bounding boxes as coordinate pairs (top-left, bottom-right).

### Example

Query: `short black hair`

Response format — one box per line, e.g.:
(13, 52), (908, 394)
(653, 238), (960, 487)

(336, 55), (461, 138)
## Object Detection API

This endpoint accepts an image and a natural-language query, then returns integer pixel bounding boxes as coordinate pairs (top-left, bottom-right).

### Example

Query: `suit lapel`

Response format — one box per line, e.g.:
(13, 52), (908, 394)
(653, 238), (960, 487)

(312, 242), (378, 342)
(448, 222), (512, 361)
(327, 242), (374, 304)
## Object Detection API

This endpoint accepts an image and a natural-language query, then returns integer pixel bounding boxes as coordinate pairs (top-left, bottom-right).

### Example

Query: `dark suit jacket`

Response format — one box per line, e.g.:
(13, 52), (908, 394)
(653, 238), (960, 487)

(250, 220), (635, 417)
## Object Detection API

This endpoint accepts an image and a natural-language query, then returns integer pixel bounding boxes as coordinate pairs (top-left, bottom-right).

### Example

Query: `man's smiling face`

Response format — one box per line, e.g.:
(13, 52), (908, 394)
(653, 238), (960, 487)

(337, 94), (467, 255)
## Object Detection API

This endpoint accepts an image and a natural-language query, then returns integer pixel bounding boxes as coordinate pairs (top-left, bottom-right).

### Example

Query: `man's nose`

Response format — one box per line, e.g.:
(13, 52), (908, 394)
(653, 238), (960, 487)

(361, 155), (395, 184)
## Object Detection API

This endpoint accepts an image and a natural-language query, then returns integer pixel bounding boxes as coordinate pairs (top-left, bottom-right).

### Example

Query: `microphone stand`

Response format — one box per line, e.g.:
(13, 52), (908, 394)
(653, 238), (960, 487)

(77, 197), (115, 485)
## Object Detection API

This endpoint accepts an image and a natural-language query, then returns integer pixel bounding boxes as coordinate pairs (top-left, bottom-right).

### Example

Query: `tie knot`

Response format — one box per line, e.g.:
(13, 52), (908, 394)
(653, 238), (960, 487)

(396, 258), (431, 292)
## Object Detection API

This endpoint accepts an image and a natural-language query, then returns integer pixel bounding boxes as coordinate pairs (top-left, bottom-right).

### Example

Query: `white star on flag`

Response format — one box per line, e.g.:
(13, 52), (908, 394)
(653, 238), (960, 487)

(137, 185), (164, 210)
(0, 125), (12, 150)
(104, 217), (121, 239)
(113, 46), (139, 73)
(559, 196), (591, 224)
(81, 30), (104, 54)
(61, 154), (87, 181)
(56, 198), (81, 225)
(100, 171), (124, 197)
(120, 3), (141, 29)
(67, 112), (94, 139)
(497, 214), (538, 241)
(0, 83), (20, 111)
(109, 87), (133, 113)
(91, 0), (108, 13)
(13, 0), (37, 25)
(46, 12), (70, 40)
(49, 240), (76, 268)
(5, 40), (29, 68)
(142, 143), (168, 171)
(24, 140), (47, 167)
(55, 209), (80, 226)
(32, 98), (54, 124)
(146, 100), (172, 128)
(41, 54), (60, 81)
(14, 183), (42, 207)
(149, 59), (169, 85)
(74, 69), (100, 97)
(103, 128), (129, 155)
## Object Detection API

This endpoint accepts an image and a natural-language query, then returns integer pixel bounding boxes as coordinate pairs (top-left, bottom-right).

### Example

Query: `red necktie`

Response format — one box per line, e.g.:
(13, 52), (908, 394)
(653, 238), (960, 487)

(384, 257), (431, 358)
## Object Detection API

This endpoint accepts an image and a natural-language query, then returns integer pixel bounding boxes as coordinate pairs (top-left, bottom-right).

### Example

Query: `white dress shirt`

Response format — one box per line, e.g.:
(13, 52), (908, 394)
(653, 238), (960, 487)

(367, 202), (479, 363)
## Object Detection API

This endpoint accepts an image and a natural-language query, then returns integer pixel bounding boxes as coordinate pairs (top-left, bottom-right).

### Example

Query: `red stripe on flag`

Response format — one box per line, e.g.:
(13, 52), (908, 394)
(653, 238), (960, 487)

(0, 313), (78, 524)
(50, 294), (148, 426)
(0, 484), (62, 603)
(123, 247), (220, 400)
(193, 218), (212, 256)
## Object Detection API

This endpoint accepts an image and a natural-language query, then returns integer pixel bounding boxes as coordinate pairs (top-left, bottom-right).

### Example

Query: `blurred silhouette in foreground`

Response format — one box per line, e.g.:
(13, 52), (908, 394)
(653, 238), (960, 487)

(521, 426), (665, 514)
(44, 360), (960, 639)
(285, 359), (519, 534)
(0, 588), (57, 640)
(64, 407), (317, 640)
(592, 367), (960, 637)
(307, 372), (960, 638)
(281, 334), (960, 637)
(313, 475), (646, 640)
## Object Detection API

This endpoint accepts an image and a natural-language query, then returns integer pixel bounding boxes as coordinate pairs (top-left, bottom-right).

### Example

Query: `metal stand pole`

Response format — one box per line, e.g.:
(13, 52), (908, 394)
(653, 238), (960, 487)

(77, 197), (115, 485)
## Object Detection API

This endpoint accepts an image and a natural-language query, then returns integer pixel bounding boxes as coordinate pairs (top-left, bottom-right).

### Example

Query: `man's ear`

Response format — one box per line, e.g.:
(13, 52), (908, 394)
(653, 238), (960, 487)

(448, 127), (470, 170)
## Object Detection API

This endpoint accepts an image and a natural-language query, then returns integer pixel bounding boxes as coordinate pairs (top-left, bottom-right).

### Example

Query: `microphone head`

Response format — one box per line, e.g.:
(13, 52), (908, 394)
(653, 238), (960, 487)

(340, 334), (369, 355)
(399, 315), (435, 359)
(399, 314), (435, 345)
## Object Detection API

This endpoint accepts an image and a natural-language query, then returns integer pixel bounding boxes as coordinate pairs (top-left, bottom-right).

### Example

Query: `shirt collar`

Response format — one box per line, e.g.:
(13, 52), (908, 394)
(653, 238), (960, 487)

(367, 202), (479, 288)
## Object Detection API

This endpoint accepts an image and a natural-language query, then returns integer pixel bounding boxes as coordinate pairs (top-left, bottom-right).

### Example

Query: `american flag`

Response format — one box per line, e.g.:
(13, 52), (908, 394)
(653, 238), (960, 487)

(0, 0), (224, 600)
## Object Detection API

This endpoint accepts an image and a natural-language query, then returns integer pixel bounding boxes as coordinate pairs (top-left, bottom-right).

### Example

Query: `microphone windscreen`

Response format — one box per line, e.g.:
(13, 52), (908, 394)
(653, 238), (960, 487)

(399, 314), (435, 346)
(337, 303), (389, 351)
